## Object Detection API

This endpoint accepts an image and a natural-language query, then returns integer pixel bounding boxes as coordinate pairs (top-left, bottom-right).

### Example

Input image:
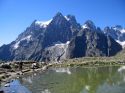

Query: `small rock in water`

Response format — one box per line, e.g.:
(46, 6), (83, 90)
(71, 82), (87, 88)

(11, 79), (14, 82)
(34, 73), (36, 76)
(4, 83), (10, 87)
(0, 90), (4, 93)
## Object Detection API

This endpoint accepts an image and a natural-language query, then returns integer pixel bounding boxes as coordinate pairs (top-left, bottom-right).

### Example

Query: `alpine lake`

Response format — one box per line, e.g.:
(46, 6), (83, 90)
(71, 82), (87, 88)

(15, 65), (125, 93)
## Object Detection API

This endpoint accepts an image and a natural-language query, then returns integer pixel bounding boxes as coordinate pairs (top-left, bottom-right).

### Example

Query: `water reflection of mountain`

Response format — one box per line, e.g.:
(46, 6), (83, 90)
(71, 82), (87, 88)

(96, 66), (125, 93)
(16, 66), (125, 93)
(52, 67), (71, 75)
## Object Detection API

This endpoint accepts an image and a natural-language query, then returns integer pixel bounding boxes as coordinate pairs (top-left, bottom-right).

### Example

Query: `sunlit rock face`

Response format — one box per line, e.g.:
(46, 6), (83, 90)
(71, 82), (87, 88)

(42, 41), (70, 62)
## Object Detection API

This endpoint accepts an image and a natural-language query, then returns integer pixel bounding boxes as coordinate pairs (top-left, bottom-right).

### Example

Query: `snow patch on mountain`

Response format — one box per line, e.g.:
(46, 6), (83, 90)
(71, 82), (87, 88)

(112, 26), (125, 34)
(82, 24), (89, 29)
(35, 19), (52, 28)
(82, 20), (96, 30)
(13, 35), (32, 49)
(120, 29), (125, 34)
(54, 41), (70, 48)
(44, 41), (70, 61)
(112, 27), (121, 31)
(64, 16), (70, 21)
(116, 40), (125, 48)
(14, 41), (20, 49)
(49, 41), (70, 53)
(22, 35), (32, 41)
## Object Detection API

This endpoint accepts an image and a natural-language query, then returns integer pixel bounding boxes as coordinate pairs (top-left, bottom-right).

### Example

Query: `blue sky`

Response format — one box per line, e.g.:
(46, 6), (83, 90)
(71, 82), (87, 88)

(0, 0), (125, 46)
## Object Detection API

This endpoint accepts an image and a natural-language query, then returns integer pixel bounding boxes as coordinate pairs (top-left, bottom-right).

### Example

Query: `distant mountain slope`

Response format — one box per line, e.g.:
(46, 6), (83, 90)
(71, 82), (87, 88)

(0, 12), (123, 61)
(67, 20), (122, 58)
(104, 25), (125, 48)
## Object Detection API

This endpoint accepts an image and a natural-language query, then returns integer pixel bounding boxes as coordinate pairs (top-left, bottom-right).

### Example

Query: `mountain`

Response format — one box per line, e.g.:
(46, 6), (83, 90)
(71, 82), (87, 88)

(67, 20), (122, 58)
(104, 25), (125, 48)
(0, 13), (123, 62)
(0, 12), (81, 61)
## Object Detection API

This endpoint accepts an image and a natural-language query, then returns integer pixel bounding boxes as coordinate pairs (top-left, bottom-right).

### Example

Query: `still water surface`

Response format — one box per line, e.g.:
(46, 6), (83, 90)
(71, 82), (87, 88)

(19, 66), (125, 93)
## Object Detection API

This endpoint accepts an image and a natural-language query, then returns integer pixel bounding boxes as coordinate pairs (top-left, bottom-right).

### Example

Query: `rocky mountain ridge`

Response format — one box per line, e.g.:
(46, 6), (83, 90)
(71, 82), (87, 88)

(104, 25), (125, 48)
(0, 12), (123, 62)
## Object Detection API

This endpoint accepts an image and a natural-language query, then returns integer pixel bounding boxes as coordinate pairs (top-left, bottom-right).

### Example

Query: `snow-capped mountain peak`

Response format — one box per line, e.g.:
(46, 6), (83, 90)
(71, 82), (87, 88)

(35, 19), (52, 28)
(112, 25), (125, 34)
(82, 20), (96, 30)
(82, 24), (89, 29)
(112, 25), (122, 30)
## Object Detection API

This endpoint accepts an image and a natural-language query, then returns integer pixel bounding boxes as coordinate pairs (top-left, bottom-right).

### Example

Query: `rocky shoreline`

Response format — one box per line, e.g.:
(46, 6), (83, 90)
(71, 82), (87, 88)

(0, 57), (125, 87)
(0, 62), (53, 87)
